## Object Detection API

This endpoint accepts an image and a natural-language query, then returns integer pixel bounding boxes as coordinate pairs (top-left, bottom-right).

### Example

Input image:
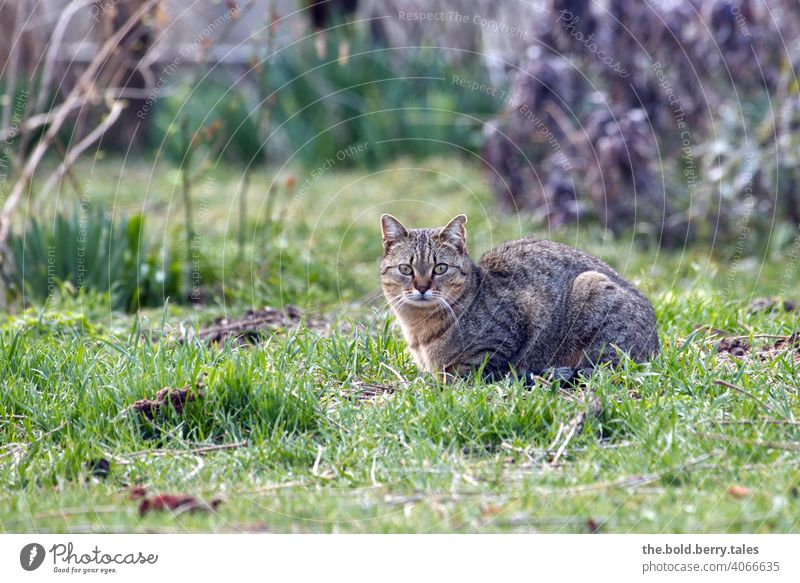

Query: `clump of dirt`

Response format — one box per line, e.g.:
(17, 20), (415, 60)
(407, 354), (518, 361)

(716, 337), (750, 357)
(132, 380), (204, 421)
(772, 333), (800, 351)
(188, 305), (330, 345)
(748, 297), (797, 314)
(757, 333), (800, 363)
(129, 487), (221, 516)
(713, 331), (800, 363)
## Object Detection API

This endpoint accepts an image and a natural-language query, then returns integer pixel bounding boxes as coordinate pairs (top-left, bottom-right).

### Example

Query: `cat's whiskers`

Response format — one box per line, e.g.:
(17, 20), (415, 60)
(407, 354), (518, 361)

(434, 293), (459, 325)
(368, 304), (395, 319)
(369, 292), (406, 318)
(386, 293), (408, 313)
(442, 290), (466, 313)
(364, 290), (392, 306)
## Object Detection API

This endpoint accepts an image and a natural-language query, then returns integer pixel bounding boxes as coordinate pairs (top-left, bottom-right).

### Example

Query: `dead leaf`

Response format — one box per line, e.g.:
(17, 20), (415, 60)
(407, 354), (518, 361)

(135, 491), (222, 516)
(480, 504), (502, 519)
(727, 485), (752, 499)
(128, 486), (148, 500)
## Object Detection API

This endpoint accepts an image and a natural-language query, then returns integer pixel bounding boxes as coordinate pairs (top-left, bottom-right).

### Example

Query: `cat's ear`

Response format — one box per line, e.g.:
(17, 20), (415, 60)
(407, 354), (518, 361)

(436, 214), (467, 252)
(381, 214), (409, 253)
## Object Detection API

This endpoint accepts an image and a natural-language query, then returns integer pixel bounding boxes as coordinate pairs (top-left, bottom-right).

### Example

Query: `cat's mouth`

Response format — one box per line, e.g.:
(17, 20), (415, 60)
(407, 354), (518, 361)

(405, 291), (437, 306)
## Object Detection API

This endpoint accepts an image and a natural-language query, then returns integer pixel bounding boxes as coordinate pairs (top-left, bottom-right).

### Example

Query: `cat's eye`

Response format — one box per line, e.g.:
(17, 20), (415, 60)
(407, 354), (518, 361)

(433, 263), (448, 275)
(398, 264), (413, 275)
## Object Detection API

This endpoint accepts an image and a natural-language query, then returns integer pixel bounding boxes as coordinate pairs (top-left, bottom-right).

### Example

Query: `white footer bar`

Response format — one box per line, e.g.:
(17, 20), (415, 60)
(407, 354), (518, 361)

(2, 534), (798, 582)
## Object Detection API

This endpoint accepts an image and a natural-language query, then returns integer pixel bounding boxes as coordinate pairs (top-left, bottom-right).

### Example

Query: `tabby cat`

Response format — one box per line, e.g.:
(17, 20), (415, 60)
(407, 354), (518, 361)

(379, 214), (659, 381)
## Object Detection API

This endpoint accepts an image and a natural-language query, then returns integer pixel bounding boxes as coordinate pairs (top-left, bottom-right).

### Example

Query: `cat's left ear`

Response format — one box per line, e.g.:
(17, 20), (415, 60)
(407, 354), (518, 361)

(436, 214), (467, 252)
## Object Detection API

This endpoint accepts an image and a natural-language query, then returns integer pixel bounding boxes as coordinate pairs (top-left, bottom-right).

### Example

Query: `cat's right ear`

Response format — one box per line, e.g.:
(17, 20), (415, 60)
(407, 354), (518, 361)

(381, 214), (408, 253)
(436, 214), (467, 252)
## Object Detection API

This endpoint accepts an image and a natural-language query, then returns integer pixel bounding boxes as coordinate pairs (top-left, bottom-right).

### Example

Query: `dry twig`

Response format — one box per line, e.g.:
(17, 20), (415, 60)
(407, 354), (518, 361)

(713, 379), (777, 415)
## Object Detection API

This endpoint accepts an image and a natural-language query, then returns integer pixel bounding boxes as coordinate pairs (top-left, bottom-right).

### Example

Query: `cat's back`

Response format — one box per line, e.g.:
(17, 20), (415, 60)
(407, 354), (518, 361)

(477, 236), (647, 304)
(479, 237), (613, 280)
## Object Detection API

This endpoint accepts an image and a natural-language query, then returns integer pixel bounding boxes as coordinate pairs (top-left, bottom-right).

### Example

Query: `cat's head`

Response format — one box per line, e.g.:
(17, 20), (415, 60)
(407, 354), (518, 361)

(379, 214), (473, 311)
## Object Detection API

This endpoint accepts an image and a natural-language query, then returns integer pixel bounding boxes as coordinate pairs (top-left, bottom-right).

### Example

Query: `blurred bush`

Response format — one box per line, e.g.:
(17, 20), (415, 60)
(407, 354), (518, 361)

(8, 205), (182, 312)
(259, 28), (497, 167)
(483, 0), (800, 246)
(149, 26), (498, 169)
(150, 81), (261, 166)
(142, 0), (800, 248)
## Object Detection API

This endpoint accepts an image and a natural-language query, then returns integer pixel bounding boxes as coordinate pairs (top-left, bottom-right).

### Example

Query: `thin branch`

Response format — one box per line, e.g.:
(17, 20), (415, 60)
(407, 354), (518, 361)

(712, 419), (800, 426)
(549, 411), (585, 466)
(534, 452), (719, 495)
(30, 0), (97, 121)
(694, 432), (800, 453)
(52, 137), (85, 196)
(720, 334), (792, 342)
(0, 0), (160, 249)
(713, 379), (777, 415)
(1, 0), (27, 134)
(0, 87), (142, 142)
(36, 100), (124, 202)
(549, 390), (602, 466)
(124, 441), (248, 458)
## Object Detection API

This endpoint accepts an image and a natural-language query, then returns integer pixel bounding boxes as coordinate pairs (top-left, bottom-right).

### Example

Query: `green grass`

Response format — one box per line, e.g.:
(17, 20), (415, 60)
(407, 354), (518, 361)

(2, 156), (799, 533)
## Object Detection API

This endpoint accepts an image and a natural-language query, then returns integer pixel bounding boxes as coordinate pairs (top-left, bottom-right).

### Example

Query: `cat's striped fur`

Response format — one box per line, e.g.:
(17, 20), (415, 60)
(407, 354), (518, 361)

(379, 214), (659, 380)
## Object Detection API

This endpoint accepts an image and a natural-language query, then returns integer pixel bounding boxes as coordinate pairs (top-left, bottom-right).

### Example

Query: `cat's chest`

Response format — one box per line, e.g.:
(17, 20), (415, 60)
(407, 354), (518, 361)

(396, 316), (456, 372)
(408, 344), (434, 372)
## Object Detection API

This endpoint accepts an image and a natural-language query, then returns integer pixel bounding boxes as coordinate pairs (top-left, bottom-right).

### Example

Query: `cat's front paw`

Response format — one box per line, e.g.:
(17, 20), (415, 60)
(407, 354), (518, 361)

(437, 363), (471, 385)
(437, 369), (457, 385)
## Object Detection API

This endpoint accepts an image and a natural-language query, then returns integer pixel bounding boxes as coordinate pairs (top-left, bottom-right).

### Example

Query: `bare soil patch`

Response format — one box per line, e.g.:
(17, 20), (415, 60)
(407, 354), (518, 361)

(187, 306), (330, 345)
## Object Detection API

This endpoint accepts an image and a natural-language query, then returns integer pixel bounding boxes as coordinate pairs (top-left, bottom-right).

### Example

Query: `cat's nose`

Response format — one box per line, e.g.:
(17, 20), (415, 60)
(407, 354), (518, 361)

(414, 279), (431, 294)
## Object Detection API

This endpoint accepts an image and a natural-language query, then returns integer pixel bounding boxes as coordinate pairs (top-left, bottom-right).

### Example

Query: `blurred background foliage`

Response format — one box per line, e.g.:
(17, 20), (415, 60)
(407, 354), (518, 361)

(150, 26), (498, 169)
(8, 205), (182, 311)
(128, 0), (800, 244)
(1, 0), (799, 311)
